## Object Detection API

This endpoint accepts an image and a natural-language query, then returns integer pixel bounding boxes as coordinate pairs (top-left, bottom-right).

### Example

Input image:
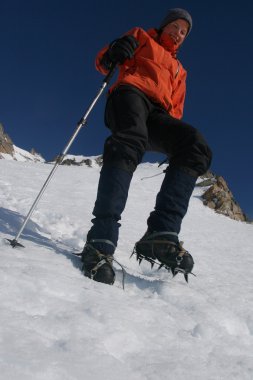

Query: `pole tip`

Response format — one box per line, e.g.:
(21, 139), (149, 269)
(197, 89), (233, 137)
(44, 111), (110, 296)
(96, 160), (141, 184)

(6, 239), (25, 248)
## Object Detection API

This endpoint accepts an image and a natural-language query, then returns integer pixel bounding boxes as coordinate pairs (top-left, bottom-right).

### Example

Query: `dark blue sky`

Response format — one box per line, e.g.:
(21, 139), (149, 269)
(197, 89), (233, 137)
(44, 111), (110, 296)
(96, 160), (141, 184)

(1, 0), (253, 219)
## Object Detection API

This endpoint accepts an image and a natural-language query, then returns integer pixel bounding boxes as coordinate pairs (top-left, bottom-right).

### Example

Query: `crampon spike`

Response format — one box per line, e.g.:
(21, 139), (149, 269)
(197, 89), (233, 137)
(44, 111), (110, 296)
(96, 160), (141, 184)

(184, 274), (188, 283)
(158, 263), (164, 270)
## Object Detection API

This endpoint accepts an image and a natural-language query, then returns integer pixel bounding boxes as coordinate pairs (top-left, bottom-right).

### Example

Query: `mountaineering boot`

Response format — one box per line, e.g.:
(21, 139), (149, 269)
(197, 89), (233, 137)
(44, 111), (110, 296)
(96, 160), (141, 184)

(82, 165), (133, 286)
(133, 231), (194, 281)
(81, 244), (115, 285)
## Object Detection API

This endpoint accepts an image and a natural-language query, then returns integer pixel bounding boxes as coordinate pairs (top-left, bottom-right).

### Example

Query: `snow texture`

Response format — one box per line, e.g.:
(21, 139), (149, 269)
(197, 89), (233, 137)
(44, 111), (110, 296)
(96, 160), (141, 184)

(0, 158), (253, 380)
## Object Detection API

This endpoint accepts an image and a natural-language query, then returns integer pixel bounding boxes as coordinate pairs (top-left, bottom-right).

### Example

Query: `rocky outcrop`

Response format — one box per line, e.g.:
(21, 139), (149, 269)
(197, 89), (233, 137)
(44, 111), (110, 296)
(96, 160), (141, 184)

(0, 123), (14, 155)
(61, 158), (93, 166)
(197, 171), (248, 222)
(0, 123), (44, 162)
(59, 155), (103, 167)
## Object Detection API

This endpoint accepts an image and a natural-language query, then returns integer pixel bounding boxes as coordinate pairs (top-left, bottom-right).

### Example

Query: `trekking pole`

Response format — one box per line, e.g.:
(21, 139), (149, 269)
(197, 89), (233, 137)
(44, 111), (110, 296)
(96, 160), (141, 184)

(7, 65), (117, 248)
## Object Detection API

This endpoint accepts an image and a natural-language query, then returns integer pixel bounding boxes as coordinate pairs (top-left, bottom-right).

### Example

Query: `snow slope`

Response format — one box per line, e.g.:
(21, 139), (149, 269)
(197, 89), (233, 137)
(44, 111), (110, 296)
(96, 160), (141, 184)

(0, 159), (253, 380)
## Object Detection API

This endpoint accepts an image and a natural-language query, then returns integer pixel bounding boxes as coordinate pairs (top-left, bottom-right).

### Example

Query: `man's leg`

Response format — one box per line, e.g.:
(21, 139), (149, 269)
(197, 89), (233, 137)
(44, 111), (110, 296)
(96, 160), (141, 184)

(134, 108), (212, 279)
(147, 107), (212, 235)
(82, 87), (151, 284)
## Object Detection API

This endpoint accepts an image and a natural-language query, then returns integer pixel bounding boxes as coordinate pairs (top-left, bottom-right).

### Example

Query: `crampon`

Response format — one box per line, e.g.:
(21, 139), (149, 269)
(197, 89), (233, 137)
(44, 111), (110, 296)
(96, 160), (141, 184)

(131, 238), (196, 283)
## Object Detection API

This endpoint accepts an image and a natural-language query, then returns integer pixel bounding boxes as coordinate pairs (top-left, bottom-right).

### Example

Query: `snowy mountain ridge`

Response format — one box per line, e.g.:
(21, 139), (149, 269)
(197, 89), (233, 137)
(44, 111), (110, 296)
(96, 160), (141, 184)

(0, 158), (253, 380)
(0, 123), (101, 165)
(0, 137), (101, 167)
(0, 124), (45, 163)
(0, 145), (45, 163)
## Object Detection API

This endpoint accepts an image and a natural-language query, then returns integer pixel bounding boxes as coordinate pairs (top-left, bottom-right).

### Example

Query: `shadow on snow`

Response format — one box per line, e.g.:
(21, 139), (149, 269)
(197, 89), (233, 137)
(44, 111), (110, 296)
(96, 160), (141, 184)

(0, 207), (172, 290)
(0, 207), (81, 269)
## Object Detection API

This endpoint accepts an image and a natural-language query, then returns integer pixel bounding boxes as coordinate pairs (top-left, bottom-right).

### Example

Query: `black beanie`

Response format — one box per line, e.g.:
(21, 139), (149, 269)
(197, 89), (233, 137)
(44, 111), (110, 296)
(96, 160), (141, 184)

(159, 8), (192, 35)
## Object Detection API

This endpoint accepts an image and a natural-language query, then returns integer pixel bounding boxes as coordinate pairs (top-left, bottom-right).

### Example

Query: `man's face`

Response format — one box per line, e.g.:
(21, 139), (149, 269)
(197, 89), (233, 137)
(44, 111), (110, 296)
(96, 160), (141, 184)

(162, 18), (189, 47)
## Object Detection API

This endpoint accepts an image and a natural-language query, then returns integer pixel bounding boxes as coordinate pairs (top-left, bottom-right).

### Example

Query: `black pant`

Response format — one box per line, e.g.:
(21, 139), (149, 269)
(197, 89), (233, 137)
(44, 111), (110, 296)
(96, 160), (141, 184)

(86, 85), (212, 254)
(103, 85), (212, 176)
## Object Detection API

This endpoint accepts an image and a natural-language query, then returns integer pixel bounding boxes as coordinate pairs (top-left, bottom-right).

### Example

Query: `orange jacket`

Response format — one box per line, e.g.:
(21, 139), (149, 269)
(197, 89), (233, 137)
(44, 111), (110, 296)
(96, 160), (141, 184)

(95, 27), (187, 119)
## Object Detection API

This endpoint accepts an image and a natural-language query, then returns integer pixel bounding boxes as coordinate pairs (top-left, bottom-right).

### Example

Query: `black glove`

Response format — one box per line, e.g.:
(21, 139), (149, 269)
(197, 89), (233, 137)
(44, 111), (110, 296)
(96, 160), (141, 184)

(107, 35), (139, 65)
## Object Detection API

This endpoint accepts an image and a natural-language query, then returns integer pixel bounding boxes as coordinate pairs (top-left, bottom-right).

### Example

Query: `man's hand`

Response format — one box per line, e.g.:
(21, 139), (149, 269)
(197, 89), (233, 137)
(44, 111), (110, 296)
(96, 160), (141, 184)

(107, 35), (139, 64)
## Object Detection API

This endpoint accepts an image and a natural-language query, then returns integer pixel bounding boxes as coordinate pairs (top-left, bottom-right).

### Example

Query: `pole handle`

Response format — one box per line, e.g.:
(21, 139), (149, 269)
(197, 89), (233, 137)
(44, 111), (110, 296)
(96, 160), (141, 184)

(103, 64), (117, 84)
